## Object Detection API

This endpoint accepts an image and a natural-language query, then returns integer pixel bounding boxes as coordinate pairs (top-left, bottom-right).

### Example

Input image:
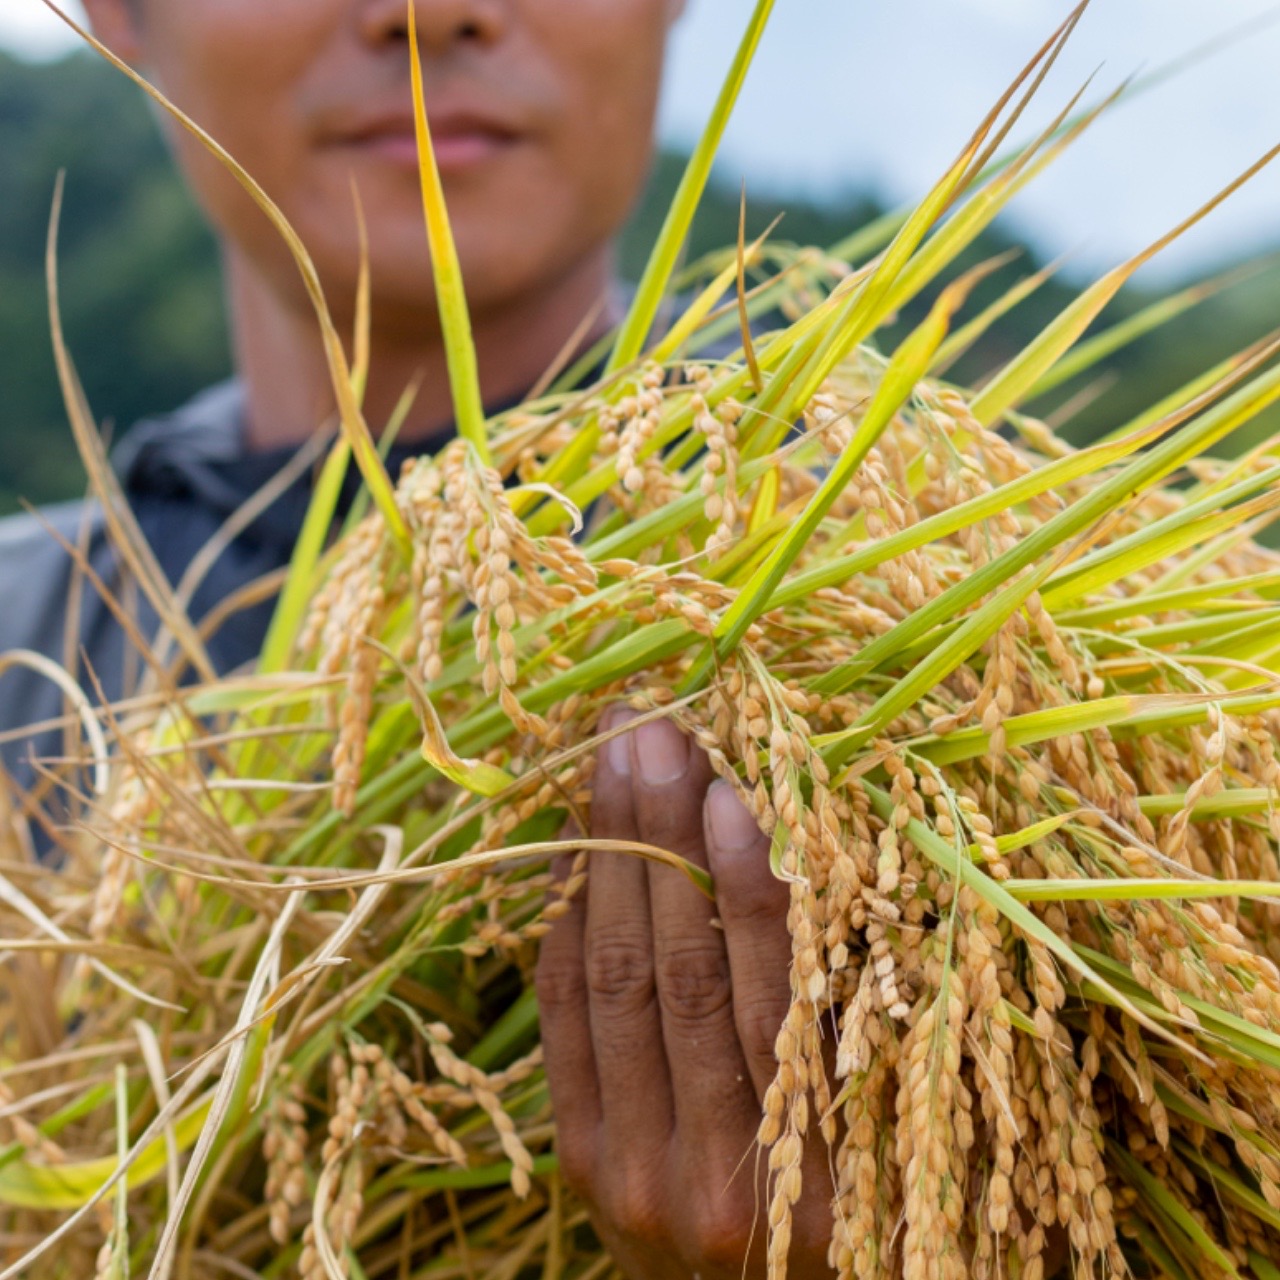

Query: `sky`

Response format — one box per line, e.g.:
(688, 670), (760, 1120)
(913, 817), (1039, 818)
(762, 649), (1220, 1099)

(5, 1), (1280, 283)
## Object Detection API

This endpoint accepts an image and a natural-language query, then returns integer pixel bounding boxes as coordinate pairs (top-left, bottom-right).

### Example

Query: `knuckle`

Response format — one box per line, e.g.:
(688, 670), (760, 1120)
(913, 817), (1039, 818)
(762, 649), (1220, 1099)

(533, 952), (587, 1017)
(734, 993), (789, 1066)
(712, 849), (786, 924)
(584, 935), (654, 1008)
(790, 1191), (835, 1260)
(605, 1173), (667, 1247)
(638, 807), (703, 856)
(657, 944), (732, 1026)
(718, 875), (787, 932)
(691, 1194), (755, 1270)
(556, 1131), (596, 1200)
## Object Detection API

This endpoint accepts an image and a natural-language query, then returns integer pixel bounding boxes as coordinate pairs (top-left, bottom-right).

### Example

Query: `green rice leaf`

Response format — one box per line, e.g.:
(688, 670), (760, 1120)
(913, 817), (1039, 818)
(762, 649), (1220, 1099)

(971, 140), (1280, 428)
(932, 255), (1060, 374)
(1109, 1142), (1245, 1279)
(1176, 1143), (1280, 1233)
(407, 3), (489, 466)
(911, 690), (1280, 769)
(1006, 878), (1280, 904)
(715, 273), (974, 656)
(260, 438), (352, 674)
(1041, 464), (1280, 608)
(0, 1105), (210, 1212)
(1027, 258), (1272, 400)
(609, 0), (776, 373)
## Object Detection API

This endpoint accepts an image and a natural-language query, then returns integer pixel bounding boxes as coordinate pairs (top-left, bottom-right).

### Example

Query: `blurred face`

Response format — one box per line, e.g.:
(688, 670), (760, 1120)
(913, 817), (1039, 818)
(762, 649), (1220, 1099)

(87, 0), (681, 325)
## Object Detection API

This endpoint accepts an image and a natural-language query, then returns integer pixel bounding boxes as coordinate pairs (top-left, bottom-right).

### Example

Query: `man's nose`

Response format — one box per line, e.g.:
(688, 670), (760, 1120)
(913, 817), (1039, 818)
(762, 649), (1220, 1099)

(357, 0), (509, 52)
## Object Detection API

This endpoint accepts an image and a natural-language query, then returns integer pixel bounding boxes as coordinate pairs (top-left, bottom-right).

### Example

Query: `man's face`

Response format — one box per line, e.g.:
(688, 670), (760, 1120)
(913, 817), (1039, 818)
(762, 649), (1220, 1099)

(87, 0), (680, 325)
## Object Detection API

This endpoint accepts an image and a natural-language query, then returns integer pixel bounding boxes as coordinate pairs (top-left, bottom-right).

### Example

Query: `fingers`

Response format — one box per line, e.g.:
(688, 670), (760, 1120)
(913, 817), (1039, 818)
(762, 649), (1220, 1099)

(535, 838), (601, 1185)
(704, 778), (793, 1103)
(541, 715), (834, 1280)
(582, 709), (674, 1182)
(628, 721), (761, 1150)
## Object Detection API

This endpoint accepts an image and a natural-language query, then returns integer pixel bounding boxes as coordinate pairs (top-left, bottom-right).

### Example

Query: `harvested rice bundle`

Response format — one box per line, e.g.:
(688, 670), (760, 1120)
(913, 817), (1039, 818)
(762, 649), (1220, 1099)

(5, 4), (1280, 1280)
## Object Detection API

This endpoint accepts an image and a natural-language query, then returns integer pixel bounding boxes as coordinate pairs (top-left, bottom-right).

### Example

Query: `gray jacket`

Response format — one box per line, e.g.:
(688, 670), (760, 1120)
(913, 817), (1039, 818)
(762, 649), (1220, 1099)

(0, 380), (299, 790)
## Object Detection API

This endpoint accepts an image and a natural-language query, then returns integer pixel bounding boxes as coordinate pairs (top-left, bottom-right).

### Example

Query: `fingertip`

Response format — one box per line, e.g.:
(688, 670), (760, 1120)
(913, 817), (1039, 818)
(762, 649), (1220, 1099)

(705, 779), (768, 862)
(704, 780), (782, 916)
(632, 717), (691, 785)
(598, 705), (641, 779)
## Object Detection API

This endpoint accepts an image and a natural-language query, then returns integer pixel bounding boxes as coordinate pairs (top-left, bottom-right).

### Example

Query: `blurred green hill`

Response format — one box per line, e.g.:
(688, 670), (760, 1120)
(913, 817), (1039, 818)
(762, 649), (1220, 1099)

(2, 48), (1278, 515)
(0, 49), (229, 511)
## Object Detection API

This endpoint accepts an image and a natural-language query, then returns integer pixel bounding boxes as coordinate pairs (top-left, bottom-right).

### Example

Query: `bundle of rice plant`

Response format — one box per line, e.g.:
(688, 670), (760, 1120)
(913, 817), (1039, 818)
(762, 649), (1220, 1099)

(5, 4), (1280, 1279)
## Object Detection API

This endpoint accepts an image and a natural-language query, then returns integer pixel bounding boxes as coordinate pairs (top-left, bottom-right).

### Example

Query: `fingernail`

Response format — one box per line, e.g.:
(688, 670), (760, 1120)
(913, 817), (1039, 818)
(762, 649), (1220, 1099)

(707, 779), (761, 853)
(601, 707), (640, 776)
(635, 718), (689, 784)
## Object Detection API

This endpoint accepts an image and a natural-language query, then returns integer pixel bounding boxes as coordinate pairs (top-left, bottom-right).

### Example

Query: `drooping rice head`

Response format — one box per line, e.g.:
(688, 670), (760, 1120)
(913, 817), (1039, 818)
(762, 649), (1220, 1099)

(5, 4), (1280, 1280)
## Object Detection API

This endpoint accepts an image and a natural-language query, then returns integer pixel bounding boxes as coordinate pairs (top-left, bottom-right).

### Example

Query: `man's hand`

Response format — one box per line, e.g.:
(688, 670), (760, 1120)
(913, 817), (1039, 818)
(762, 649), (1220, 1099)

(536, 708), (834, 1280)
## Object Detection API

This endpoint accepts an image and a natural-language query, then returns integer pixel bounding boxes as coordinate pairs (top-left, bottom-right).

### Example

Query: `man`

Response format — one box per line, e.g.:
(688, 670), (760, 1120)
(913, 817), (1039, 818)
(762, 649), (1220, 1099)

(0, 1), (835, 1275)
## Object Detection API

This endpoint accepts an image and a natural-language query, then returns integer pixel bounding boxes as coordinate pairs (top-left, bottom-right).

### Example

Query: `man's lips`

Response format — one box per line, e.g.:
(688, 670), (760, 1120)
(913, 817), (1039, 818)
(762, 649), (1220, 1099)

(334, 113), (520, 173)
